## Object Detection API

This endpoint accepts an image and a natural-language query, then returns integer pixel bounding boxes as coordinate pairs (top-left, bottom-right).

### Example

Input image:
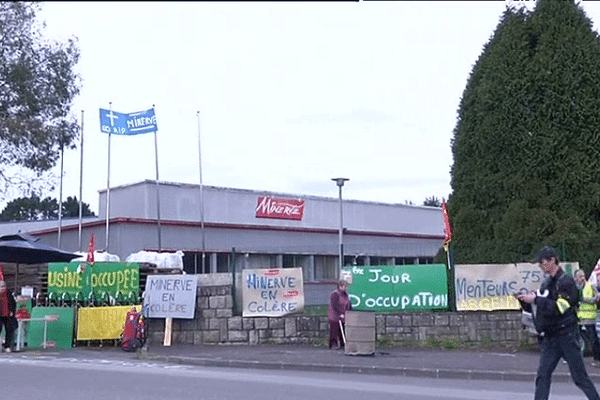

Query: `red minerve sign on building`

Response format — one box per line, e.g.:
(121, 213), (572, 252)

(255, 196), (305, 221)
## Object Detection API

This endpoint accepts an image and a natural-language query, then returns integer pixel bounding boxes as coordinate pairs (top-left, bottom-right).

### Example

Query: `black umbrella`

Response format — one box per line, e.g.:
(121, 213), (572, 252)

(0, 233), (79, 264)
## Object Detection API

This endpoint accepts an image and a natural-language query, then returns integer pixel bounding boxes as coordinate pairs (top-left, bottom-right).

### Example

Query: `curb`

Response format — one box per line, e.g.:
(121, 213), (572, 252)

(150, 354), (542, 381)
(145, 354), (600, 384)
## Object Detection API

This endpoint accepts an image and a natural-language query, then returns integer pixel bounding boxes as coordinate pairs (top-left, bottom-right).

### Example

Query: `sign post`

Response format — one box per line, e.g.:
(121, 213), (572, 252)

(163, 317), (172, 346)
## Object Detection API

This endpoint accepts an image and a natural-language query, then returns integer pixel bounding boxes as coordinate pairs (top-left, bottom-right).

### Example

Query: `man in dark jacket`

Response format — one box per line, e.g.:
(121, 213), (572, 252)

(517, 246), (600, 400)
(0, 280), (16, 353)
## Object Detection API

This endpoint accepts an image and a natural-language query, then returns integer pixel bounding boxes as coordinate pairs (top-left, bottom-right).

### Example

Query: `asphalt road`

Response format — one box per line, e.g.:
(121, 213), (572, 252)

(0, 355), (590, 400)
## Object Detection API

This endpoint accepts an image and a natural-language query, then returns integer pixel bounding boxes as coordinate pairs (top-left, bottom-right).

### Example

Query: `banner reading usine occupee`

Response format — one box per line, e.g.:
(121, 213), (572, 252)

(242, 268), (304, 317)
(48, 262), (140, 301)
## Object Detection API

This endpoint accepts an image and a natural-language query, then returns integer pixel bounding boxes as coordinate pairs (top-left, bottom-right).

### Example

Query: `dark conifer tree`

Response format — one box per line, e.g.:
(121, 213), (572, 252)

(449, 0), (600, 264)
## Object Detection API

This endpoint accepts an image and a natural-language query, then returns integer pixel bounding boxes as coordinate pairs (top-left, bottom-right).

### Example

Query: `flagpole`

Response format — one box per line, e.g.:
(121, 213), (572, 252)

(153, 104), (162, 252)
(442, 201), (455, 311)
(197, 111), (205, 274)
(58, 135), (64, 248)
(78, 109), (84, 251)
(105, 102), (112, 252)
(446, 244), (456, 311)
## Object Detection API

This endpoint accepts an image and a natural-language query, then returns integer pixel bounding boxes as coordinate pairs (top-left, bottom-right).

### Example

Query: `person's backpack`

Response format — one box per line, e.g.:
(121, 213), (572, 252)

(121, 307), (146, 352)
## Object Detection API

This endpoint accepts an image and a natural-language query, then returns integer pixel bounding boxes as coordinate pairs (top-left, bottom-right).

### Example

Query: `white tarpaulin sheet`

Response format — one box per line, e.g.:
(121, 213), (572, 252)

(125, 250), (184, 270)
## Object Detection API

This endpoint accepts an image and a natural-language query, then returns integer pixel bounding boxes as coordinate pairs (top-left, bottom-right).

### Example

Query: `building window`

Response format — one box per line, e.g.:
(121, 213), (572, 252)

(371, 256), (393, 266)
(314, 255), (337, 281)
(182, 251), (211, 274)
(216, 253), (229, 273)
(282, 255), (298, 268)
(244, 254), (277, 269)
(343, 255), (355, 267)
(353, 255), (367, 266)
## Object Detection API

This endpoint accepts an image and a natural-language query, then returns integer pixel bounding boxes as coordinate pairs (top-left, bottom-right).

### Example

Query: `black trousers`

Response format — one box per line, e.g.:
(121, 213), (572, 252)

(0, 316), (14, 350)
(580, 323), (600, 361)
(535, 330), (600, 400)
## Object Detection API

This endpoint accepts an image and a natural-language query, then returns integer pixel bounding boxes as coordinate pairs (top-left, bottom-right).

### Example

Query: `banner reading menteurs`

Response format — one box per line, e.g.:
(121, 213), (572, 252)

(455, 262), (580, 311)
(345, 264), (448, 312)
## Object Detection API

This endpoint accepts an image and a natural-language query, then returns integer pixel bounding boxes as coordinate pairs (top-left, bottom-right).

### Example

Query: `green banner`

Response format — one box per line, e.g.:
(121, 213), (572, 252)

(345, 264), (448, 312)
(48, 262), (140, 300)
(27, 306), (75, 350)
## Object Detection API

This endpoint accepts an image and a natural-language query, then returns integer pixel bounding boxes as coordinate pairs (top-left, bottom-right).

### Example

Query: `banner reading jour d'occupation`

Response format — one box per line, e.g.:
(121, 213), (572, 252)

(345, 264), (448, 312)
(455, 262), (580, 311)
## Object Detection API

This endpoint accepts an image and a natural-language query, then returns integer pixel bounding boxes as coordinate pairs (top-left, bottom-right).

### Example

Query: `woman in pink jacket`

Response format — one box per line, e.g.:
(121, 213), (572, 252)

(328, 280), (352, 349)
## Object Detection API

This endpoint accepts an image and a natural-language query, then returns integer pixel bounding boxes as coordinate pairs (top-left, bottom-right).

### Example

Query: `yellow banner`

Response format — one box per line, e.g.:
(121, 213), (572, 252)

(77, 305), (141, 340)
(457, 295), (522, 311)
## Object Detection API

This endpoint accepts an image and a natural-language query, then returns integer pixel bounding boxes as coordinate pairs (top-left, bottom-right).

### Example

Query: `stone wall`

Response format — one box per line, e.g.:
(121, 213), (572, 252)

(147, 276), (536, 347)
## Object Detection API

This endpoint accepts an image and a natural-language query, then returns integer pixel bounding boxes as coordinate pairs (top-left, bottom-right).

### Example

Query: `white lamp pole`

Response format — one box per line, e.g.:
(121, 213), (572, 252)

(332, 178), (349, 272)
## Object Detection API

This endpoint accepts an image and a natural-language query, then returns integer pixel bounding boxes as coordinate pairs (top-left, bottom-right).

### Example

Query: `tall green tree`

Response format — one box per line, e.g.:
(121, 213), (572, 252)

(449, 0), (600, 264)
(61, 196), (95, 218)
(0, 195), (94, 222)
(0, 2), (80, 200)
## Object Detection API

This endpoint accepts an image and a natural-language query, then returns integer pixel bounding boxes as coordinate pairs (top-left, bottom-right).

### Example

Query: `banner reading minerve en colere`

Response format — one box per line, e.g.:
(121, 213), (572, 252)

(345, 264), (448, 312)
(242, 268), (304, 317)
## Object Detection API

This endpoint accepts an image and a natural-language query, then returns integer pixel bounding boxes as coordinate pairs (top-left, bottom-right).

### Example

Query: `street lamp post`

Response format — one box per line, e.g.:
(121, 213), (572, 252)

(332, 178), (349, 274)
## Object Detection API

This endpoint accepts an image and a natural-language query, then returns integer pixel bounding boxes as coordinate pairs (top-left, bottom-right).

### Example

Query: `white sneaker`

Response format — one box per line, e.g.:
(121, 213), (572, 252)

(4, 348), (10, 353)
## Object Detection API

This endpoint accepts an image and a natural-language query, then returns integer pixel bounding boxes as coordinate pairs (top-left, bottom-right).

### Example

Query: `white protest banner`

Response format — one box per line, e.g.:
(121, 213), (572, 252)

(144, 275), (198, 319)
(242, 268), (304, 317)
(455, 262), (579, 311)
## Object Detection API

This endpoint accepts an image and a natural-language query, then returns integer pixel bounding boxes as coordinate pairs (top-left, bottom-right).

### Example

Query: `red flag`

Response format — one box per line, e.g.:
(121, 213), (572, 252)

(442, 202), (452, 251)
(86, 234), (95, 264)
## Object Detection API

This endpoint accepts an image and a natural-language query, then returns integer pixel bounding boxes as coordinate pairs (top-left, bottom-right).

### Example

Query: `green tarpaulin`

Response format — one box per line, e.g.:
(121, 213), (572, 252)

(345, 264), (448, 312)
(48, 262), (140, 301)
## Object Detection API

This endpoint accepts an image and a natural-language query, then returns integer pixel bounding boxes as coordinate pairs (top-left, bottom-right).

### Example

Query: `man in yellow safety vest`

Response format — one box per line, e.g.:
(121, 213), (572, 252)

(575, 269), (600, 364)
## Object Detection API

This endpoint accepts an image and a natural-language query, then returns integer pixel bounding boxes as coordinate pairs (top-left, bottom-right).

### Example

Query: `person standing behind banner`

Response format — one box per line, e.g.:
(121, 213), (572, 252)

(0, 281), (16, 353)
(328, 280), (352, 350)
(575, 269), (600, 364)
(589, 258), (600, 290)
(517, 246), (600, 400)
